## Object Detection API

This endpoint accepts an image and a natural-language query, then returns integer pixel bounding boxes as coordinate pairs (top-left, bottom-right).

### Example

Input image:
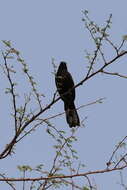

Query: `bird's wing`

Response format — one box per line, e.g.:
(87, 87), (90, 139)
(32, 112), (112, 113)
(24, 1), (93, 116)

(55, 71), (75, 102)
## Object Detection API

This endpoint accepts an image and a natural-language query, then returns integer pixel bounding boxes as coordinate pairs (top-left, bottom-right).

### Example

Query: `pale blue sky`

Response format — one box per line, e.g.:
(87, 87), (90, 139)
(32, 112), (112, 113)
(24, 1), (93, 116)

(0, 0), (127, 189)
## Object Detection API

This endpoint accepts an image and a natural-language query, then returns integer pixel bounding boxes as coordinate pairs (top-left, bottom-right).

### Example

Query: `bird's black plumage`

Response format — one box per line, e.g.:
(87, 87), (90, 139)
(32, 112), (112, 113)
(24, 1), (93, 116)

(55, 62), (80, 127)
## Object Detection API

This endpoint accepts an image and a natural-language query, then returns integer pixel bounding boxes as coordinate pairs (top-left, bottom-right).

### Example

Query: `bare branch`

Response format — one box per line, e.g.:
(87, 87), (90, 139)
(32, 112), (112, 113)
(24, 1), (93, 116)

(102, 70), (127, 79)
(115, 153), (127, 168)
(118, 39), (125, 52)
(0, 49), (127, 160)
(84, 175), (93, 190)
(105, 37), (119, 54)
(0, 173), (16, 190)
(2, 52), (18, 133)
(0, 165), (127, 182)
(61, 179), (83, 190)
(107, 136), (127, 167)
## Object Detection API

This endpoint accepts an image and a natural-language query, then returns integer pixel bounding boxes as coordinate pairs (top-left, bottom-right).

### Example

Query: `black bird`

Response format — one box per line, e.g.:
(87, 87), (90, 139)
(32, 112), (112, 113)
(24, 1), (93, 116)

(55, 62), (80, 127)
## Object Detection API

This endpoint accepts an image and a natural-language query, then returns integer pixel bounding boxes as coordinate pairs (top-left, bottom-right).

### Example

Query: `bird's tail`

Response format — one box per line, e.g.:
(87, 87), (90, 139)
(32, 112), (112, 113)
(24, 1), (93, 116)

(64, 102), (80, 128)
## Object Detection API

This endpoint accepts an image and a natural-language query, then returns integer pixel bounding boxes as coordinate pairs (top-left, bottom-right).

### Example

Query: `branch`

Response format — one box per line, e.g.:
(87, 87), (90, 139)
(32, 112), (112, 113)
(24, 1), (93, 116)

(0, 173), (16, 190)
(84, 175), (93, 190)
(0, 165), (127, 182)
(14, 97), (104, 143)
(85, 14), (112, 76)
(61, 179), (83, 190)
(78, 51), (127, 86)
(19, 51), (127, 131)
(102, 70), (127, 79)
(115, 153), (127, 168)
(0, 50), (127, 159)
(107, 136), (127, 167)
(36, 97), (105, 123)
(2, 52), (18, 133)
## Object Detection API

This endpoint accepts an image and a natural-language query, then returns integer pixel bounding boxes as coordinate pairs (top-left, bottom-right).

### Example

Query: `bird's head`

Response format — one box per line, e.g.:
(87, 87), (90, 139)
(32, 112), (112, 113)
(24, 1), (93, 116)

(56, 61), (68, 75)
(59, 62), (67, 71)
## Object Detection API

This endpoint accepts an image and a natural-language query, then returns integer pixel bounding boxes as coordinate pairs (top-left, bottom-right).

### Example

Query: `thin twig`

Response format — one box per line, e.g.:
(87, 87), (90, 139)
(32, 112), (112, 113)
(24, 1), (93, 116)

(105, 37), (118, 54)
(115, 153), (127, 168)
(0, 174), (16, 190)
(0, 50), (127, 159)
(84, 175), (93, 190)
(61, 179), (83, 190)
(102, 70), (127, 79)
(22, 171), (25, 190)
(2, 52), (18, 133)
(107, 136), (127, 167)
(118, 39), (125, 52)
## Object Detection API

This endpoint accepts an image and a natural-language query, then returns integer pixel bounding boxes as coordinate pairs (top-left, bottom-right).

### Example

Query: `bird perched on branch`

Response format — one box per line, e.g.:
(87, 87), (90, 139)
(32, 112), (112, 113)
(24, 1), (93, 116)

(55, 62), (80, 127)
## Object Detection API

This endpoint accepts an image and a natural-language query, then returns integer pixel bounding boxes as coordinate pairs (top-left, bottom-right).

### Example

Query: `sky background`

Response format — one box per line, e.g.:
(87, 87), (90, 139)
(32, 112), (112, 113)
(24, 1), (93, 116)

(0, 0), (127, 189)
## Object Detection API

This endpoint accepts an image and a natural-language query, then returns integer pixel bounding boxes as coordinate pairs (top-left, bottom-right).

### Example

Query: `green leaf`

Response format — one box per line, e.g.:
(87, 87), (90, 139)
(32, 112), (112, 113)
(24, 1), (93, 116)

(2, 40), (11, 47)
(58, 130), (66, 134)
(17, 165), (32, 172)
(56, 151), (62, 156)
(6, 56), (14, 59)
(119, 142), (126, 148)
(81, 163), (86, 168)
(17, 58), (24, 62)
(84, 10), (88, 14)
(5, 88), (11, 94)
(36, 164), (44, 170)
(123, 35), (127, 41)
(83, 186), (90, 190)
